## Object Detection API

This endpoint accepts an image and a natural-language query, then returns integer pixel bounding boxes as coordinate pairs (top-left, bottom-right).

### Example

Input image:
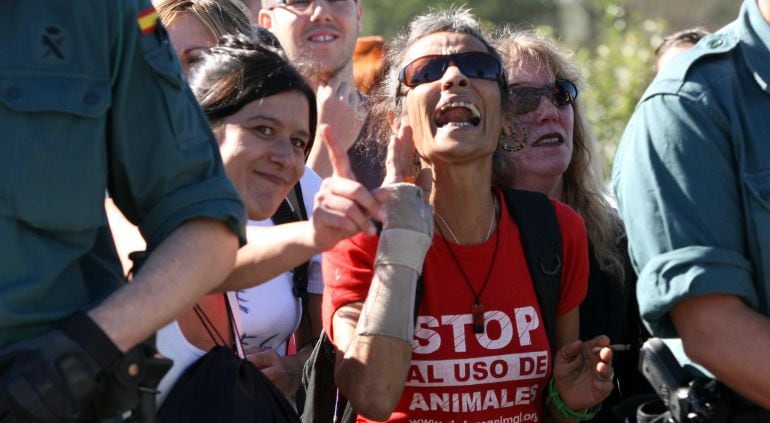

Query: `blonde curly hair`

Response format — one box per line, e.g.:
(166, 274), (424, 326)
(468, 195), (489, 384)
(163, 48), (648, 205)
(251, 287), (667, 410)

(494, 27), (627, 284)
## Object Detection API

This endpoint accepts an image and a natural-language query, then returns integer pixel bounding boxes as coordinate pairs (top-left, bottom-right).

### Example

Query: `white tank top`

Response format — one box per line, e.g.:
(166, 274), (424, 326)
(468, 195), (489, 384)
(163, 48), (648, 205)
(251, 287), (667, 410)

(155, 168), (323, 406)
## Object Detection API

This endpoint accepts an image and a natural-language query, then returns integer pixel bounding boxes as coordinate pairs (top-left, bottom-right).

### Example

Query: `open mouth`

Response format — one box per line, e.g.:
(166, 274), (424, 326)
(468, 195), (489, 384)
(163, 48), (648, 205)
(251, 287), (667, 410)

(531, 133), (564, 146)
(433, 101), (481, 128)
(307, 33), (338, 43)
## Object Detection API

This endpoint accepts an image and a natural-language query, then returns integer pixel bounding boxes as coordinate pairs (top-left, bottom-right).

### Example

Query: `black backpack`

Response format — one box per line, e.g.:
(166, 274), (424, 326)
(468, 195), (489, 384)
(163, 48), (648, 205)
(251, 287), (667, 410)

(271, 183), (314, 411)
(301, 188), (563, 423)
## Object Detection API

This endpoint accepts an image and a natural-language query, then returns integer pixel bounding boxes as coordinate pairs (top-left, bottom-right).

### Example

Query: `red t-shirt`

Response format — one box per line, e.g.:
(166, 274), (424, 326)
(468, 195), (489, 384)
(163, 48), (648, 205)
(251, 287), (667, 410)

(322, 191), (589, 422)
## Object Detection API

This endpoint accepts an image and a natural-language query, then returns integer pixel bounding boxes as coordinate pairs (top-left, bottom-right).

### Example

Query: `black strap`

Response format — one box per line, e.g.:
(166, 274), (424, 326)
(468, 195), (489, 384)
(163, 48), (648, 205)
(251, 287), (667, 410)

(224, 293), (241, 354)
(271, 183), (311, 309)
(501, 188), (563, 353)
(294, 182), (309, 223)
(414, 276), (424, 326)
(192, 304), (227, 347)
(59, 311), (123, 370)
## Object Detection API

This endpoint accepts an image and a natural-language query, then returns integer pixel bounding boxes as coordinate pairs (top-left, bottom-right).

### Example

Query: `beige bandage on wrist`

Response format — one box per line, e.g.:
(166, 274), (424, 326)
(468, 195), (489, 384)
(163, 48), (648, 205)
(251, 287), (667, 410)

(356, 265), (419, 341)
(356, 183), (433, 342)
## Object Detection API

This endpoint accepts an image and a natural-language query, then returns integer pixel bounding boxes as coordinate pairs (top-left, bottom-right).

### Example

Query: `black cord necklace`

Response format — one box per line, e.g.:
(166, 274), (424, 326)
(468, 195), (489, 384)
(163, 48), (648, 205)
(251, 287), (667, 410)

(434, 196), (501, 334)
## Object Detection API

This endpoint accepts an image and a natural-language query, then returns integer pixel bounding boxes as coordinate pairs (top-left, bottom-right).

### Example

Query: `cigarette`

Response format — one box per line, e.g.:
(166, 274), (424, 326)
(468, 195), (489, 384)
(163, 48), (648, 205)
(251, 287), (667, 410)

(592, 344), (631, 353)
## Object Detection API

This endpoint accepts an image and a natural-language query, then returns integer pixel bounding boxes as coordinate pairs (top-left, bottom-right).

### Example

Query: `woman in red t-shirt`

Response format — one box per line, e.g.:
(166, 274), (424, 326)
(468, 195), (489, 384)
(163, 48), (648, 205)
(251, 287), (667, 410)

(320, 8), (615, 423)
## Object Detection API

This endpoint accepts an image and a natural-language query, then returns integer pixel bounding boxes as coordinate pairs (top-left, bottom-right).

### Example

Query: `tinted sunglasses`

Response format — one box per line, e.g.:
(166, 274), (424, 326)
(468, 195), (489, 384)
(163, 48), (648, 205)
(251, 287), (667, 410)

(509, 79), (578, 115)
(398, 51), (503, 89)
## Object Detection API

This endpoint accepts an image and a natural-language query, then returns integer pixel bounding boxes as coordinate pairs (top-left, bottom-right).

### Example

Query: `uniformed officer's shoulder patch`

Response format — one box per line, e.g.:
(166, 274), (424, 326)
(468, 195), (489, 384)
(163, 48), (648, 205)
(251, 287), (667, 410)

(670, 31), (738, 76)
(695, 32), (738, 57)
(641, 28), (740, 102)
(137, 6), (159, 35)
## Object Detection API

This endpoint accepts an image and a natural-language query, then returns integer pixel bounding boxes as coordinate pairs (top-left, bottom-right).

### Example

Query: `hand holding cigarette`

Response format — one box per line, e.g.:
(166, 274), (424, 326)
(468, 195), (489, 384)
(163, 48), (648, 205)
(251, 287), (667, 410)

(592, 344), (631, 354)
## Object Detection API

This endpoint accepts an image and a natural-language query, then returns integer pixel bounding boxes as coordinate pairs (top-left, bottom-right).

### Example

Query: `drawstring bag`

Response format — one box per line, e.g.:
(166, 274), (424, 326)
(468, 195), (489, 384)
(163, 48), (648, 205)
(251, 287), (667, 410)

(158, 346), (298, 422)
(158, 293), (299, 423)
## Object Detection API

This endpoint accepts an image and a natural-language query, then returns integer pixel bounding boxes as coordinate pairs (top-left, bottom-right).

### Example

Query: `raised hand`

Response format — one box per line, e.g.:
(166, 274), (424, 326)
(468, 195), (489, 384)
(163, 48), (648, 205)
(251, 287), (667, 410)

(380, 124), (433, 195)
(308, 122), (385, 251)
(307, 74), (366, 178)
(551, 335), (615, 411)
(373, 124), (433, 252)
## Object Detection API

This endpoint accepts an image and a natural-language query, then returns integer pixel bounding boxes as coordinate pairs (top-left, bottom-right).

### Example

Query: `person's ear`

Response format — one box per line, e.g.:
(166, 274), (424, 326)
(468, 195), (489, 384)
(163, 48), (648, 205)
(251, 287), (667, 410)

(386, 110), (400, 133)
(258, 9), (273, 29)
(211, 123), (226, 146)
(500, 107), (515, 134)
(356, 1), (364, 25)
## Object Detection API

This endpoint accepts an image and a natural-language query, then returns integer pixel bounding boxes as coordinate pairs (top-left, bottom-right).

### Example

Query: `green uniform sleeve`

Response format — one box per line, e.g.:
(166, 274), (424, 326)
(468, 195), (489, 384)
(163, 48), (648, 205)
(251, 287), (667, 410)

(612, 89), (757, 336)
(107, 0), (245, 247)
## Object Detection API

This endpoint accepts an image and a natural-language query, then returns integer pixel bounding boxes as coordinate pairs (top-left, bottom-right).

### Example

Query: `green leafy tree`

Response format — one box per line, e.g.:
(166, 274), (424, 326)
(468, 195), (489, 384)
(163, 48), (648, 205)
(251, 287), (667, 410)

(573, 0), (665, 174)
(361, 0), (557, 40)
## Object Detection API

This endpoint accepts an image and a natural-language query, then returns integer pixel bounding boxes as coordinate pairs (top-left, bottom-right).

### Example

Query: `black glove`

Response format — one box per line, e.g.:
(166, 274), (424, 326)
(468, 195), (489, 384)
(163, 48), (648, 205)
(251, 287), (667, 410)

(0, 312), (163, 422)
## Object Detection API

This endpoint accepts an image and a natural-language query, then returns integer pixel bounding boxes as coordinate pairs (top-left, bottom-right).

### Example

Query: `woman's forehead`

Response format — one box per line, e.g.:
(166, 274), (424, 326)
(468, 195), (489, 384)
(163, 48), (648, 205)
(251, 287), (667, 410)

(402, 32), (487, 65)
(507, 57), (552, 85)
(504, 52), (555, 84)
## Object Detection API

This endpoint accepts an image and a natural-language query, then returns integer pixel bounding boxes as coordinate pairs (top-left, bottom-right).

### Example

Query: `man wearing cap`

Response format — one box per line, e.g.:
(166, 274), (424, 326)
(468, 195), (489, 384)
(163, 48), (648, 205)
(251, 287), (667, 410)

(0, 0), (245, 420)
(614, 0), (770, 418)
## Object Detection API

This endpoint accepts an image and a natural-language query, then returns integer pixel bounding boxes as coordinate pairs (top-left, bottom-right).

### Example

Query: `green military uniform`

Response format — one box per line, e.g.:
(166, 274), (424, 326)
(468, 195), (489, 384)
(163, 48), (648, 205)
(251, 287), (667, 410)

(0, 0), (246, 347)
(613, 0), (770, 406)
(614, 0), (770, 340)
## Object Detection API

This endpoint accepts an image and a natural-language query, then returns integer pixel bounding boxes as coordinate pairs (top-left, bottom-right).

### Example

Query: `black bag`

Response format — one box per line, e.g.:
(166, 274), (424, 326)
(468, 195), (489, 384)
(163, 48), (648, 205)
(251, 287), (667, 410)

(158, 294), (300, 423)
(300, 188), (563, 423)
(158, 346), (299, 423)
(635, 338), (770, 423)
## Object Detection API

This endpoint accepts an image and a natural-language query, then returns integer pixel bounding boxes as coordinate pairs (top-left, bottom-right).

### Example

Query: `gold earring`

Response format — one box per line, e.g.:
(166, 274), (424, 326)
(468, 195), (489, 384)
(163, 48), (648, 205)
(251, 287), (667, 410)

(498, 127), (527, 153)
(498, 133), (513, 152)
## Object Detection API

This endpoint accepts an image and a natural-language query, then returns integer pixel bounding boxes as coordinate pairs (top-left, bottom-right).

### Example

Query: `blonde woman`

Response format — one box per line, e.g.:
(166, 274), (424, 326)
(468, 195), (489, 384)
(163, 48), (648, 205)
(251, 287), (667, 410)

(495, 28), (650, 421)
(155, 0), (254, 73)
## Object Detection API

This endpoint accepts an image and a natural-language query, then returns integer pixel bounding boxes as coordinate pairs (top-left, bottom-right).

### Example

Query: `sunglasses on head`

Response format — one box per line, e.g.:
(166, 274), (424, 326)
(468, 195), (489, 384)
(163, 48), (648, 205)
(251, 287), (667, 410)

(509, 79), (578, 115)
(398, 51), (503, 90)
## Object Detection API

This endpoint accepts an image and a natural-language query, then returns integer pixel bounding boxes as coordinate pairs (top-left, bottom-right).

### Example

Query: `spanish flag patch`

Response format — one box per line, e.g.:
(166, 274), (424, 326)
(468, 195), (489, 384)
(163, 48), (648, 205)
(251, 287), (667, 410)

(137, 7), (159, 35)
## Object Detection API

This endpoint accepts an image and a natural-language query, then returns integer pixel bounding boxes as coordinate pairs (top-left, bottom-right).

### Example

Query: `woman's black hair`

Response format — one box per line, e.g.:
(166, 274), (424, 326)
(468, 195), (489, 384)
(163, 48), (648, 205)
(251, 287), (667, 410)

(253, 25), (283, 50)
(190, 33), (317, 155)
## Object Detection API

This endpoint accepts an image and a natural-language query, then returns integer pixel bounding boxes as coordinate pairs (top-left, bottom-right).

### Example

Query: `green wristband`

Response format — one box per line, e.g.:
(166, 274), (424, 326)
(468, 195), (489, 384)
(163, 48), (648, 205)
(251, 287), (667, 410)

(546, 378), (599, 421)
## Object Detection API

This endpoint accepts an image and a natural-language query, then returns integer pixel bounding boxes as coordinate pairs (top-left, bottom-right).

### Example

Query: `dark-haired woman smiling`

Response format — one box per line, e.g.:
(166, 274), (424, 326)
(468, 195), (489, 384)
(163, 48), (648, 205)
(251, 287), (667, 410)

(322, 8), (614, 423)
(154, 35), (384, 408)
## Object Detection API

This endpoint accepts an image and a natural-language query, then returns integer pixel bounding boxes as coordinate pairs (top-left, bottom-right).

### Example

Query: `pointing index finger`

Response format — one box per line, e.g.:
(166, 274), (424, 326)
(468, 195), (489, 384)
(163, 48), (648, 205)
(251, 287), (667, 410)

(321, 123), (355, 180)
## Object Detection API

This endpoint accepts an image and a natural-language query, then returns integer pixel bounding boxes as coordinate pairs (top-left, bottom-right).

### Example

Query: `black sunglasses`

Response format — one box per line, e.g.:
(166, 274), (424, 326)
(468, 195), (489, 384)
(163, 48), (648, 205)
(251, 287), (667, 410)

(509, 79), (578, 115)
(398, 51), (503, 89)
